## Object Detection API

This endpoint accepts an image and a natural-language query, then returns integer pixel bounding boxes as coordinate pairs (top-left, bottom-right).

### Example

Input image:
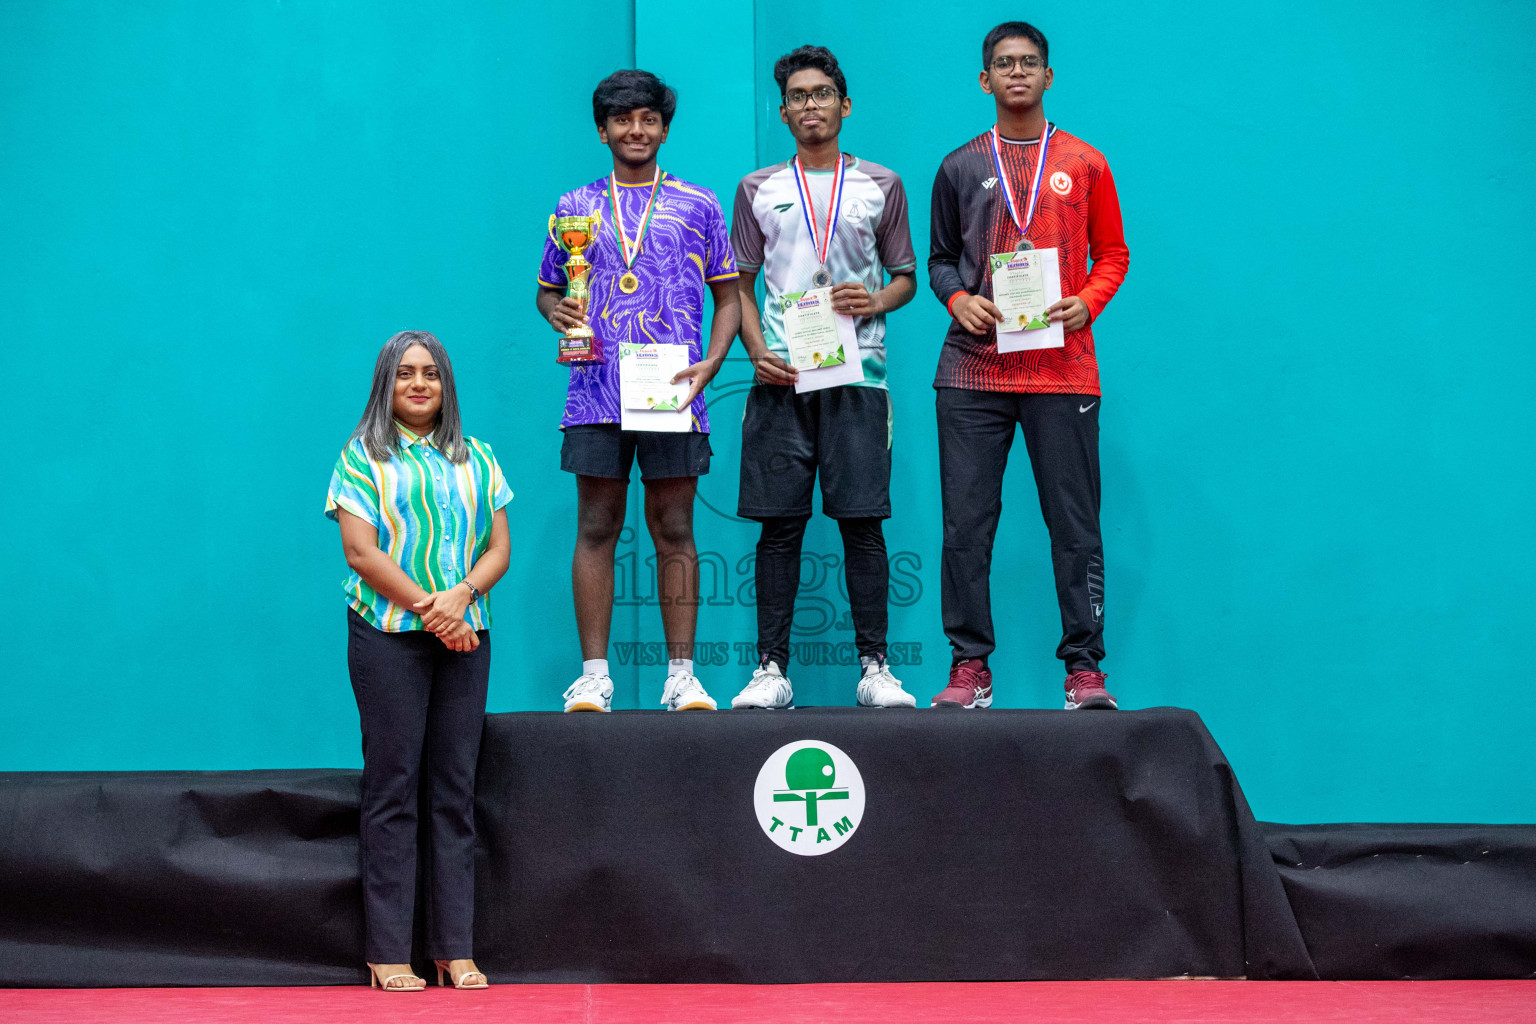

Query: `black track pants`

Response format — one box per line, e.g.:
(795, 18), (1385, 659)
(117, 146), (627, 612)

(936, 387), (1104, 671)
(755, 516), (889, 670)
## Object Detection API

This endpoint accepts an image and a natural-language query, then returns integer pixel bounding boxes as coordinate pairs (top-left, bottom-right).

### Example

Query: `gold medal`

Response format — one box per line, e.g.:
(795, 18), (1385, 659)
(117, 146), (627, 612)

(609, 170), (660, 300)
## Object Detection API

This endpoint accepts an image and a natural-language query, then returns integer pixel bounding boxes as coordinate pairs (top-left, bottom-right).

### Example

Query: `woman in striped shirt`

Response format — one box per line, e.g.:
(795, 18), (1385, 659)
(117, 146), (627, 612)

(325, 331), (513, 992)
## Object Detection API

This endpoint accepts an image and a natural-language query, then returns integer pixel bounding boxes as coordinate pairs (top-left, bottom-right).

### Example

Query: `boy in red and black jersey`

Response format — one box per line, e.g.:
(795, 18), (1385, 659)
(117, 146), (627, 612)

(928, 21), (1130, 711)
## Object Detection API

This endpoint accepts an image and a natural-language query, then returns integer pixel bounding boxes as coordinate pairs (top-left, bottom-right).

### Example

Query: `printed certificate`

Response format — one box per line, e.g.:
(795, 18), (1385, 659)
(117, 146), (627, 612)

(782, 288), (850, 371)
(781, 287), (862, 393)
(619, 342), (692, 432)
(991, 247), (1065, 353)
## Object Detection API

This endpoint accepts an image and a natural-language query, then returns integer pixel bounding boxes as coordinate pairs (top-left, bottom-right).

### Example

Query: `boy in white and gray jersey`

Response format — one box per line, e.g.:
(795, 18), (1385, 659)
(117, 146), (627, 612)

(728, 45), (918, 710)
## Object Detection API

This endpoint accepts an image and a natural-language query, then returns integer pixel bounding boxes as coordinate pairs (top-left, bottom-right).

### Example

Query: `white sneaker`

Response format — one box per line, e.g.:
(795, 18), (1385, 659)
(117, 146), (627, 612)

(856, 657), (917, 708)
(563, 672), (613, 712)
(660, 671), (716, 711)
(731, 661), (794, 710)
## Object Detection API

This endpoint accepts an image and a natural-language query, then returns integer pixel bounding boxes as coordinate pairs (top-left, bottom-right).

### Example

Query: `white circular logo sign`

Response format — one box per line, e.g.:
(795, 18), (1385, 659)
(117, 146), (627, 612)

(753, 740), (865, 856)
(842, 196), (869, 223)
(1049, 170), (1073, 196)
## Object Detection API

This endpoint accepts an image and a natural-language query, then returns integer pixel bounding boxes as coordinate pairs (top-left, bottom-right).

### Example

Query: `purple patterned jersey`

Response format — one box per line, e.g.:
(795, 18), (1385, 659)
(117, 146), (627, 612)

(539, 172), (738, 432)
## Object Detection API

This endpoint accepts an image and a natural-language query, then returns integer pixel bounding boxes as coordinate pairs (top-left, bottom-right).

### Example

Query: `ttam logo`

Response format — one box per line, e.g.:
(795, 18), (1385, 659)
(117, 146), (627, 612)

(753, 740), (865, 856)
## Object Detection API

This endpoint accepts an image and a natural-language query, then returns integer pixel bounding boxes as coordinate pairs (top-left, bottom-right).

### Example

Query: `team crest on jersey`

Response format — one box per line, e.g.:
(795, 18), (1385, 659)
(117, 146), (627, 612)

(1049, 171), (1073, 196)
(842, 197), (868, 223)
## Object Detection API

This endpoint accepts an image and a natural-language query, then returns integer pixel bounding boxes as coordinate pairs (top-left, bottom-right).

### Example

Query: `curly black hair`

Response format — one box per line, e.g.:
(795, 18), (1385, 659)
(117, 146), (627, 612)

(592, 69), (677, 127)
(772, 45), (847, 100)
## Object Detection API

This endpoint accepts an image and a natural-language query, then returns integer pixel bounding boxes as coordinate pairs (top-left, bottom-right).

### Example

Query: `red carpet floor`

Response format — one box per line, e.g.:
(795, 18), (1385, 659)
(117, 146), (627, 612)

(8, 981), (1534, 1024)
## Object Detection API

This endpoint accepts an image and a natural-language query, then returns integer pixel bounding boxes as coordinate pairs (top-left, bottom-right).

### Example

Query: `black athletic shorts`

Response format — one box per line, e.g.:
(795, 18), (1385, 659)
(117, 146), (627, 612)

(560, 424), (712, 482)
(738, 384), (892, 520)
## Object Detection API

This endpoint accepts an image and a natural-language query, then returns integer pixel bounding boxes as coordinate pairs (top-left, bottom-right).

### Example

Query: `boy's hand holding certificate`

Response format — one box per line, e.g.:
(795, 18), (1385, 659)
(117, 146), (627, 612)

(781, 287), (862, 393)
(990, 247), (1065, 353)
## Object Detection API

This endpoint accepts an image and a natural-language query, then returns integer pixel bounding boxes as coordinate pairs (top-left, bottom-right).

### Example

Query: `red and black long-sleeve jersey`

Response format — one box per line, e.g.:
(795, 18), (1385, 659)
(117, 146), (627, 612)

(929, 125), (1129, 395)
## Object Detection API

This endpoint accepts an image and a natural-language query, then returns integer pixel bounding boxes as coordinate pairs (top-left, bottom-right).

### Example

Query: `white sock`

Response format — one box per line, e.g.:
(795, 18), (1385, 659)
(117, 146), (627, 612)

(669, 658), (695, 677)
(583, 658), (609, 678)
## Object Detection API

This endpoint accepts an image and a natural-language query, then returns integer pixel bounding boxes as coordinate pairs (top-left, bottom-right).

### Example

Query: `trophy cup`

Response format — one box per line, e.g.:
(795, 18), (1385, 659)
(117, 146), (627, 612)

(549, 211), (605, 365)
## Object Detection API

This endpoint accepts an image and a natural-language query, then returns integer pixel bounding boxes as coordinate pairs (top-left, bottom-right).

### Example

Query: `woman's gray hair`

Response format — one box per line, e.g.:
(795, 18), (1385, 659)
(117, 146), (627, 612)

(351, 330), (469, 464)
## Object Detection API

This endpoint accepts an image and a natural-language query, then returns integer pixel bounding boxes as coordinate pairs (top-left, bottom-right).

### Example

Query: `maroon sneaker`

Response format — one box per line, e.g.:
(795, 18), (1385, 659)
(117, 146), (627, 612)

(1064, 670), (1117, 710)
(931, 659), (993, 709)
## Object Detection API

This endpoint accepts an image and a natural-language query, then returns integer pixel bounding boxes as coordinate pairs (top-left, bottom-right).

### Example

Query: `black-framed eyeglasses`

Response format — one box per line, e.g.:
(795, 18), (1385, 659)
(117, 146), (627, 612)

(989, 55), (1046, 74)
(784, 86), (839, 110)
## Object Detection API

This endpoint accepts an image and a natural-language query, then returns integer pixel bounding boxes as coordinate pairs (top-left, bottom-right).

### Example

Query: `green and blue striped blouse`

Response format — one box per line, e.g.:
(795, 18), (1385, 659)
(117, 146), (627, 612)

(325, 425), (514, 632)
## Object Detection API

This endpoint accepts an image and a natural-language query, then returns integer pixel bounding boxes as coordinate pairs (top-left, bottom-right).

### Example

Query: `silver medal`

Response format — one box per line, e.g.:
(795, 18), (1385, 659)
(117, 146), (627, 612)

(1016, 238), (1035, 252)
(812, 266), (833, 289)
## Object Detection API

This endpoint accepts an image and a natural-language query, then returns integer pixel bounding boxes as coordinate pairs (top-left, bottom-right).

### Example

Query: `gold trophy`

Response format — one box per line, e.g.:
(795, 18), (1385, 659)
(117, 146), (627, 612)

(549, 211), (604, 365)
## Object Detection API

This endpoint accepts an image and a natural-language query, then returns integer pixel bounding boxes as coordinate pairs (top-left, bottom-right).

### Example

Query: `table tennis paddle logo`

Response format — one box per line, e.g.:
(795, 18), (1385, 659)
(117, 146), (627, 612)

(753, 740), (866, 855)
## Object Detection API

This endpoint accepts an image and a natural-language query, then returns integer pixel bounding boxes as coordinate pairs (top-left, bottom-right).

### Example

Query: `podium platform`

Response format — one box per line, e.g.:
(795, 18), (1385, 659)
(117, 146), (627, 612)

(2, 708), (1533, 986)
(473, 707), (1306, 982)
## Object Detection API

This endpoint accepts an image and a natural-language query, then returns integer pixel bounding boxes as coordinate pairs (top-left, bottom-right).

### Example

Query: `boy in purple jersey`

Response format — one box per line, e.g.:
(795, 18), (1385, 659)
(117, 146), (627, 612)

(536, 70), (742, 713)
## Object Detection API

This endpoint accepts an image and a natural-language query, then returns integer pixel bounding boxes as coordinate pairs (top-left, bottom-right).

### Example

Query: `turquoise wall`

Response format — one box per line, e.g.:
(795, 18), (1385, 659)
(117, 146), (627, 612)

(3, 1), (1533, 825)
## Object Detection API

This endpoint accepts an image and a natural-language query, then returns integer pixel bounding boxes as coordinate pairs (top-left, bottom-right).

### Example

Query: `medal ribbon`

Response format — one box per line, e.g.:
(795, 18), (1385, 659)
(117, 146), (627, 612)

(989, 123), (1052, 245)
(792, 153), (847, 270)
(608, 169), (662, 270)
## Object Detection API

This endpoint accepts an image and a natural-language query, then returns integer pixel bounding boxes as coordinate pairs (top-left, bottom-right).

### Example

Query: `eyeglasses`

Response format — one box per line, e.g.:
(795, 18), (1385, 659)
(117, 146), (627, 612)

(784, 86), (839, 110)
(989, 55), (1046, 75)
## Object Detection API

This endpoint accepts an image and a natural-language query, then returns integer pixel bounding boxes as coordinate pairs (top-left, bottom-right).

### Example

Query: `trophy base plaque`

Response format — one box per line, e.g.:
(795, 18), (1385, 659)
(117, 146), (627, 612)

(557, 333), (605, 366)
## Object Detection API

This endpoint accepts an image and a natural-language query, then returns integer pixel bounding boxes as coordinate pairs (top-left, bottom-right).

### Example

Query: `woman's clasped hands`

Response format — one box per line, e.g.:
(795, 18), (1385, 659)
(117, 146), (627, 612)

(414, 584), (480, 652)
